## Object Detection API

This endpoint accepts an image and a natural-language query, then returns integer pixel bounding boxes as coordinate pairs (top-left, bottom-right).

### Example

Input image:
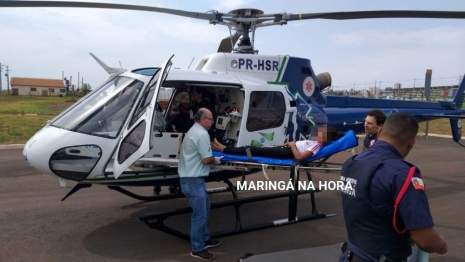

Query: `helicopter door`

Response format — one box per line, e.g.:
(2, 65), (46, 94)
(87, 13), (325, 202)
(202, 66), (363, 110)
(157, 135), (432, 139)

(238, 86), (291, 147)
(112, 55), (174, 179)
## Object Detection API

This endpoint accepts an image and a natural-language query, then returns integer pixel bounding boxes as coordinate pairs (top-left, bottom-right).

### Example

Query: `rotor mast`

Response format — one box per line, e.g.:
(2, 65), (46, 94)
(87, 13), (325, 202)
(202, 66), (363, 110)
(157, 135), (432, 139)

(221, 8), (266, 54)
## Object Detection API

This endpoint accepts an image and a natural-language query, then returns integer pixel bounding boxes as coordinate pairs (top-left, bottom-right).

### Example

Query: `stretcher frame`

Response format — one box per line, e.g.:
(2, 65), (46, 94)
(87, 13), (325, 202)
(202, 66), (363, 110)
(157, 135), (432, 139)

(138, 130), (359, 239)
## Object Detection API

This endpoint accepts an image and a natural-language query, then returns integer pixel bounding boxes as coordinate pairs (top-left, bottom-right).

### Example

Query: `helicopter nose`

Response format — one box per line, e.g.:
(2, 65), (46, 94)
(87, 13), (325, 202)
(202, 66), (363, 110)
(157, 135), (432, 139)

(23, 138), (43, 171)
(22, 145), (28, 162)
(21, 127), (54, 175)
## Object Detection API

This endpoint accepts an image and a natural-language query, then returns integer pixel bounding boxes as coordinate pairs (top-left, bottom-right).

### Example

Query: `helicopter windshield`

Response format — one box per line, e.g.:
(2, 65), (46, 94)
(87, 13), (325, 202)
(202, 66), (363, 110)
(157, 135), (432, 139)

(52, 76), (144, 138)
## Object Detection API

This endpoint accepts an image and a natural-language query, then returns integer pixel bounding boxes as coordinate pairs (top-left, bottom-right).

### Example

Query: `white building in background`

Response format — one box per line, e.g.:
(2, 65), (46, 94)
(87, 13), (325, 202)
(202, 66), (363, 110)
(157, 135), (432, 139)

(10, 77), (67, 96)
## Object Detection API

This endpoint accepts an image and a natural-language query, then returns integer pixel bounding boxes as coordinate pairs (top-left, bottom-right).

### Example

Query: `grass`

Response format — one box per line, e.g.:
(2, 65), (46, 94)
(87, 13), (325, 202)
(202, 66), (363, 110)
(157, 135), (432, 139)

(0, 94), (462, 144)
(0, 114), (54, 144)
(418, 119), (453, 136)
(0, 94), (77, 115)
(0, 94), (76, 144)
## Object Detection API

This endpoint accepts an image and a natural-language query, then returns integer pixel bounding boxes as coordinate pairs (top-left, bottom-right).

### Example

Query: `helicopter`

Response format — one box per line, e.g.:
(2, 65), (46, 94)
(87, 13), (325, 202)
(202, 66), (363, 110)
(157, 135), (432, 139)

(2, 1), (465, 204)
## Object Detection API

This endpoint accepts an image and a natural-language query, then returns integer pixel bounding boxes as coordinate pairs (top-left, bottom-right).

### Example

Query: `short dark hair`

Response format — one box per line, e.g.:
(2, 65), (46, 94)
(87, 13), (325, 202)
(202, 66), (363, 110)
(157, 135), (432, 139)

(313, 125), (339, 142)
(193, 87), (206, 96)
(367, 109), (386, 126)
(380, 112), (419, 144)
(326, 125), (340, 141)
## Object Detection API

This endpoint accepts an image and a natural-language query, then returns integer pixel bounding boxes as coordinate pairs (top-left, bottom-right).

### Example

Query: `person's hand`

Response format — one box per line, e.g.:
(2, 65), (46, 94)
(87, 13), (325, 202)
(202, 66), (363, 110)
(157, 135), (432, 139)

(214, 156), (223, 165)
(437, 236), (448, 254)
(284, 141), (295, 147)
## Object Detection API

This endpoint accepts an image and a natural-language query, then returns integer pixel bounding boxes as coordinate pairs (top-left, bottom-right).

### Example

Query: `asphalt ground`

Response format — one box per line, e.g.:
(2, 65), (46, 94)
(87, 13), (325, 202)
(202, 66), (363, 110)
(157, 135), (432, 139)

(0, 136), (464, 262)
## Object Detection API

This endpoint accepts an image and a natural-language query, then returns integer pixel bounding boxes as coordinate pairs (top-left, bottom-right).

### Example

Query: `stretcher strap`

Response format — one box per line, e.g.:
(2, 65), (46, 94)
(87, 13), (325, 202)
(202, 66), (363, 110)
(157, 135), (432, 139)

(246, 147), (252, 162)
(294, 164), (300, 181)
(261, 164), (270, 181)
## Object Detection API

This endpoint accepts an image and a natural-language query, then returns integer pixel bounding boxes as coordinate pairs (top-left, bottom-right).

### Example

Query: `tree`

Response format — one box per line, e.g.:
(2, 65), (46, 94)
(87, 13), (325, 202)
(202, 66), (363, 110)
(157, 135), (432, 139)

(81, 83), (92, 96)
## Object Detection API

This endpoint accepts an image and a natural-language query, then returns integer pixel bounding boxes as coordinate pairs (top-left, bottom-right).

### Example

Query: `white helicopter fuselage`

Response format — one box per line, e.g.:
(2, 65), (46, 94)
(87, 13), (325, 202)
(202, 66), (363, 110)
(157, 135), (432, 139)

(22, 53), (314, 186)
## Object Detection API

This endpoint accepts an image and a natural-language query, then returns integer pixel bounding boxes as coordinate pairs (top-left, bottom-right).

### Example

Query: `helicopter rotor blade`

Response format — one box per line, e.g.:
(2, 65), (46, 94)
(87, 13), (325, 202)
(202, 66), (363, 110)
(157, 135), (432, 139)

(3, 2), (465, 24)
(0, 0), (218, 21)
(279, 10), (465, 22)
(217, 32), (241, 53)
(3, 1), (465, 55)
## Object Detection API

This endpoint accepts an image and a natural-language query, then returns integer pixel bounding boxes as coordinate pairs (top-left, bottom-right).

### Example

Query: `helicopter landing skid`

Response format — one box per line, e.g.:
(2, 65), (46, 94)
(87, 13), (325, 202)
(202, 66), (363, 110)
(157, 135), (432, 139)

(139, 161), (337, 239)
(61, 183), (93, 201)
(106, 184), (236, 202)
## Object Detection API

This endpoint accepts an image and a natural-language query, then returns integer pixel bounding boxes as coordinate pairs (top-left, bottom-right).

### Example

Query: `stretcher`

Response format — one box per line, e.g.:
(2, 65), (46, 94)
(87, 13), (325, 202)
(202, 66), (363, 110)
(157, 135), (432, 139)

(137, 130), (358, 174)
(212, 130), (358, 167)
(138, 130), (359, 240)
(204, 130), (358, 183)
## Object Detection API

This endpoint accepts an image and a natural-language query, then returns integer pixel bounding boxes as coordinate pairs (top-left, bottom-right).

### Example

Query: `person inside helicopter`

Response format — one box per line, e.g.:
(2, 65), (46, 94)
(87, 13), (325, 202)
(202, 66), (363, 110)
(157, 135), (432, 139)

(165, 87), (210, 133)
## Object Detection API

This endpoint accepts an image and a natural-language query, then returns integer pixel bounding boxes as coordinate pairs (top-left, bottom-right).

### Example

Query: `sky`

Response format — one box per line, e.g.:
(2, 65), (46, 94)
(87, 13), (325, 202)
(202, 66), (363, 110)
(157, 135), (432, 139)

(1, 0), (465, 91)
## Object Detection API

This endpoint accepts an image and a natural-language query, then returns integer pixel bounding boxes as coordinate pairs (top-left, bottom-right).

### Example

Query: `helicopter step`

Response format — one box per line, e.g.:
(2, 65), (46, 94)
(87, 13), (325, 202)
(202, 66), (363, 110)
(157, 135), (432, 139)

(139, 161), (336, 239)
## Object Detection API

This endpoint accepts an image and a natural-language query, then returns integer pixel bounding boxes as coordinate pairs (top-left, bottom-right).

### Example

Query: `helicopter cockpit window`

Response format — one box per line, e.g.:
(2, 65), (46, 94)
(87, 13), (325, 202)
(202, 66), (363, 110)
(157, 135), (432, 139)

(246, 91), (286, 132)
(117, 120), (146, 164)
(131, 67), (160, 76)
(51, 76), (143, 138)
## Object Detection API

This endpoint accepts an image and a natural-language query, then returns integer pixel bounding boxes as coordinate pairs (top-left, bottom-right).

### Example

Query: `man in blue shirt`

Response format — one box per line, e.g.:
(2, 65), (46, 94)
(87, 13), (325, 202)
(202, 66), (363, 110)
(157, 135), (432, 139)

(340, 112), (447, 262)
(363, 109), (386, 150)
(178, 108), (221, 260)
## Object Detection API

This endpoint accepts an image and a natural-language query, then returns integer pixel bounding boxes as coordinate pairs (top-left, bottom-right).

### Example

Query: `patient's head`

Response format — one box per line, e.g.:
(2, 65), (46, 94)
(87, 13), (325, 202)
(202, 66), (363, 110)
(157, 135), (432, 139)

(313, 125), (339, 145)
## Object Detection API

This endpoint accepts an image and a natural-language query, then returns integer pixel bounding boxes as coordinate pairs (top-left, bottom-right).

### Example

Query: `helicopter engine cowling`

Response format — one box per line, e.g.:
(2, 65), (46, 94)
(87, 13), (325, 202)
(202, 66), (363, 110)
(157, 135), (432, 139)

(317, 72), (332, 91)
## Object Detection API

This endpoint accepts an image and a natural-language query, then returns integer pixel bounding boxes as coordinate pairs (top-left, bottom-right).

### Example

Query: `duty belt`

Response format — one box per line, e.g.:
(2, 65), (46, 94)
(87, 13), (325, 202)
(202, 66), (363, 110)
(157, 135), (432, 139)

(341, 242), (407, 262)
(341, 242), (367, 262)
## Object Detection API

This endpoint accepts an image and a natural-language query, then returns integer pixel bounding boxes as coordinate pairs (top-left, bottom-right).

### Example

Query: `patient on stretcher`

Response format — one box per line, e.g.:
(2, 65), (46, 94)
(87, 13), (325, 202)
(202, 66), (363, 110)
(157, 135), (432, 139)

(211, 126), (341, 162)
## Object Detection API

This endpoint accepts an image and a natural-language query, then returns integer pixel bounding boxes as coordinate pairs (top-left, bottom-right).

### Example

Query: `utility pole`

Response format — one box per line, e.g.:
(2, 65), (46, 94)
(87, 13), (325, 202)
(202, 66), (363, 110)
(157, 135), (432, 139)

(5, 65), (11, 95)
(0, 63), (3, 93)
(377, 82), (381, 99)
(424, 69), (432, 140)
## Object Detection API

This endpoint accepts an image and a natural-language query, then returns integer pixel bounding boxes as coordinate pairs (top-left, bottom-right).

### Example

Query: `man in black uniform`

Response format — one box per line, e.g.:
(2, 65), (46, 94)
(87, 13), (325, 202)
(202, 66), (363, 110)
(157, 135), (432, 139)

(339, 112), (447, 262)
(363, 109), (386, 150)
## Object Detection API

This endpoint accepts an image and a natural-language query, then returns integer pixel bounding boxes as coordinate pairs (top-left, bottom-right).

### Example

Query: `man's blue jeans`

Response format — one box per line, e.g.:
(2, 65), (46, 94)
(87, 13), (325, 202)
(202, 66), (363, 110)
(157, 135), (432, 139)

(180, 177), (211, 252)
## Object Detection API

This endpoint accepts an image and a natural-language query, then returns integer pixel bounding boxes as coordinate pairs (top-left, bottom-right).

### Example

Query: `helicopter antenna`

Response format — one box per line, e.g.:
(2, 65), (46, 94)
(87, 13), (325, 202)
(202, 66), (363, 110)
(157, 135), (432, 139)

(119, 61), (123, 69)
(188, 57), (195, 69)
